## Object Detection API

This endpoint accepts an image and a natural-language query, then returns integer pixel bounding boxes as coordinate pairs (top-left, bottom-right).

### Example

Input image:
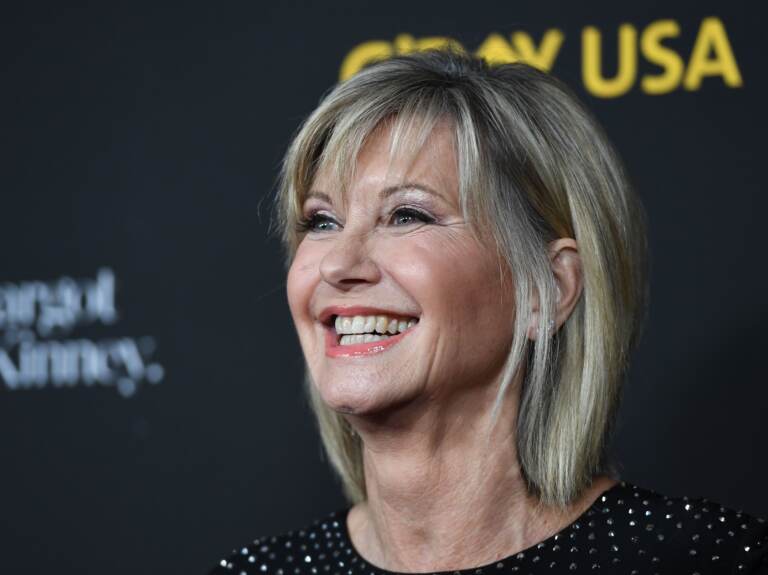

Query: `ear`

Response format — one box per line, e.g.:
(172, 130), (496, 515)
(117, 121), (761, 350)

(526, 238), (583, 340)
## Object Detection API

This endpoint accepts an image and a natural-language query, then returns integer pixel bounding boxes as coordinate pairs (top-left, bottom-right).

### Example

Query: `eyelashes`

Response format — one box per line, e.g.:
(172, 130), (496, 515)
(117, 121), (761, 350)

(295, 211), (338, 233)
(390, 207), (436, 226)
(296, 207), (436, 234)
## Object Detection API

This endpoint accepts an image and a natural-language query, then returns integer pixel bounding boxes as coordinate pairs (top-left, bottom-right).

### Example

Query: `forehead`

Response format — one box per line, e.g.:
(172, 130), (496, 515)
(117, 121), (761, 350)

(309, 118), (459, 207)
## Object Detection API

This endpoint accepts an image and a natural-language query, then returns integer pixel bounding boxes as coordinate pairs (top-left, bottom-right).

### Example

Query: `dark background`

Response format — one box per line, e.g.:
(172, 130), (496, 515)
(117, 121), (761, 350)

(1, 2), (765, 574)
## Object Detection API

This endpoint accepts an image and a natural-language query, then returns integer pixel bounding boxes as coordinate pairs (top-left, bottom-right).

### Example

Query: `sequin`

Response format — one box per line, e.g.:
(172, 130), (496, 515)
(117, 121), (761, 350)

(209, 482), (768, 575)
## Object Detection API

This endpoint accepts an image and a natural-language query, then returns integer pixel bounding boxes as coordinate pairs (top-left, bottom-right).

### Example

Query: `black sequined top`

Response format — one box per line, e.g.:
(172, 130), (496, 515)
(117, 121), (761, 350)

(209, 482), (768, 574)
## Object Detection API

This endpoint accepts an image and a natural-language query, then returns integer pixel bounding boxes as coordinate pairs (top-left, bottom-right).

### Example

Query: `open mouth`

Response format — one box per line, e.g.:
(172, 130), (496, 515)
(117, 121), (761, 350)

(322, 312), (420, 356)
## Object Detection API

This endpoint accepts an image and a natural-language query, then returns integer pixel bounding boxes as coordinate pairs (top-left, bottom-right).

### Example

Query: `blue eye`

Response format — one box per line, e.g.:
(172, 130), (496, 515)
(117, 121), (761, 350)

(296, 212), (340, 233)
(391, 207), (434, 226)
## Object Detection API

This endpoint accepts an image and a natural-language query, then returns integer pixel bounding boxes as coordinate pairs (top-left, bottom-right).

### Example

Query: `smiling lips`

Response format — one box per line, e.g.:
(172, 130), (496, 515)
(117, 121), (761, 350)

(320, 307), (420, 357)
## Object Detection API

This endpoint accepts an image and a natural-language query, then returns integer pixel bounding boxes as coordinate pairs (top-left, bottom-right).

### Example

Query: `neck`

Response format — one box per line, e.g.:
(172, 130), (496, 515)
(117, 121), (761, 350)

(344, 377), (616, 573)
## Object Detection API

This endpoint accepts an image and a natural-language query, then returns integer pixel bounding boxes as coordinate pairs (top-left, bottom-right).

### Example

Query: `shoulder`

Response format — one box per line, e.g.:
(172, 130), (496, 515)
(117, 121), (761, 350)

(592, 481), (768, 574)
(207, 507), (352, 575)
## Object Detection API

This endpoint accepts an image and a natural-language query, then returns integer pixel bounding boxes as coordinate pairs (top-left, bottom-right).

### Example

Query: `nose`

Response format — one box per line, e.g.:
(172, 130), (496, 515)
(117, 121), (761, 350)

(319, 230), (381, 290)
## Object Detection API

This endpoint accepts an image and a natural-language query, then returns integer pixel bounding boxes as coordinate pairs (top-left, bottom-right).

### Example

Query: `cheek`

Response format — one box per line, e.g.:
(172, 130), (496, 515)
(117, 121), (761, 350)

(392, 235), (505, 312)
(390, 236), (514, 354)
(286, 244), (320, 325)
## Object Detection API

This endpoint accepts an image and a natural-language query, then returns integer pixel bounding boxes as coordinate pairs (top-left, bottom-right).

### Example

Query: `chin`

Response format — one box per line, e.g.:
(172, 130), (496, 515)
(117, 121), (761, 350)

(314, 375), (375, 413)
(314, 374), (408, 417)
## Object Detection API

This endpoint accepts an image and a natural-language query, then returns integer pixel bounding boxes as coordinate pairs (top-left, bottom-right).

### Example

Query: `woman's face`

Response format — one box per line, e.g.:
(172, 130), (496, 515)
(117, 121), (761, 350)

(286, 120), (517, 416)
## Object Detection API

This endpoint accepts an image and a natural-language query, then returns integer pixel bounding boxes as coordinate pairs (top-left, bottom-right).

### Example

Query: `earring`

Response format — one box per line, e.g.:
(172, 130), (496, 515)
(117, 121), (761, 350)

(536, 319), (556, 337)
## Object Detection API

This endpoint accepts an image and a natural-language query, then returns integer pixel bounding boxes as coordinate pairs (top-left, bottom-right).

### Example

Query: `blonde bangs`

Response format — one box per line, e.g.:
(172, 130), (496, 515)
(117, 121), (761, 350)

(278, 82), (466, 257)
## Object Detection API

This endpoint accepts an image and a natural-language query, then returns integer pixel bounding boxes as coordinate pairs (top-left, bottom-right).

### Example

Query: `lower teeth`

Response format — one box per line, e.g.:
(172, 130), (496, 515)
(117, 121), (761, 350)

(338, 333), (393, 346)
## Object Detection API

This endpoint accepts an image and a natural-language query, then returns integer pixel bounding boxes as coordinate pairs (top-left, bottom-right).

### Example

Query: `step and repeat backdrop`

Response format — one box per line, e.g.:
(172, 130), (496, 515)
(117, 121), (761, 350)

(1, 2), (764, 574)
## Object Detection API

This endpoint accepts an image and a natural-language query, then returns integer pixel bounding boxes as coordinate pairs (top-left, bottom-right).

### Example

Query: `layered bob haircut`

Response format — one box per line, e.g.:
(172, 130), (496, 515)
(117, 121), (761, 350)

(275, 50), (649, 508)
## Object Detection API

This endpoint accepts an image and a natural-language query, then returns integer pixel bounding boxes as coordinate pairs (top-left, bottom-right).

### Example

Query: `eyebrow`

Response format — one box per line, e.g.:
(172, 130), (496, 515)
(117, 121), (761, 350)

(305, 182), (446, 204)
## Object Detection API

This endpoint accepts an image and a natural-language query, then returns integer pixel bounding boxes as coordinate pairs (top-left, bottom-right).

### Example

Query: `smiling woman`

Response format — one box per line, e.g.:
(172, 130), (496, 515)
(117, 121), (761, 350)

(209, 50), (767, 574)
(288, 119), (524, 425)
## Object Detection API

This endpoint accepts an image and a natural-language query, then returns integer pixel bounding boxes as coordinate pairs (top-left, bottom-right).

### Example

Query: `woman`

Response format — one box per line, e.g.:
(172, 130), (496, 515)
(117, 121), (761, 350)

(210, 50), (767, 574)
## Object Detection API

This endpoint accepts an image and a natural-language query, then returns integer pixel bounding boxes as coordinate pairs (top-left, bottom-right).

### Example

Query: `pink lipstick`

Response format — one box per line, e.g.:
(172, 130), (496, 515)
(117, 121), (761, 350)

(325, 327), (414, 357)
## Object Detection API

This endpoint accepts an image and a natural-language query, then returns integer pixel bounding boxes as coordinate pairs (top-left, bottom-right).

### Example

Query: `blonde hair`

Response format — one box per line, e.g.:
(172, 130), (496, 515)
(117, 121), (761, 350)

(275, 50), (649, 508)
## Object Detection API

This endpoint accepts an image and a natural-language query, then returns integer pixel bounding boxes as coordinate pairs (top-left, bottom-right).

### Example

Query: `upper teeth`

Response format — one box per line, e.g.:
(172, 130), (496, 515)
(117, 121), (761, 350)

(334, 315), (418, 335)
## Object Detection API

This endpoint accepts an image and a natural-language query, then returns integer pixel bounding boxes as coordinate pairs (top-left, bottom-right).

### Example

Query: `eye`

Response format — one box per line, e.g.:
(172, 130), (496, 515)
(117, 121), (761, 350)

(390, 207), (435, 226)
(296, 212), (340, 233)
